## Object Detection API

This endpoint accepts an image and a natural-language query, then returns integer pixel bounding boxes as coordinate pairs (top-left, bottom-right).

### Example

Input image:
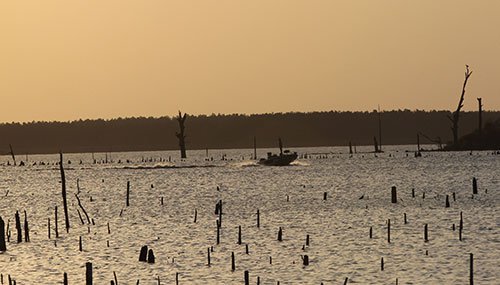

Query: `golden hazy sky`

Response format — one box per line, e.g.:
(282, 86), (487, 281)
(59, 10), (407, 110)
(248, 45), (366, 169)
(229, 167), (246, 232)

(1, 0), (499, 122)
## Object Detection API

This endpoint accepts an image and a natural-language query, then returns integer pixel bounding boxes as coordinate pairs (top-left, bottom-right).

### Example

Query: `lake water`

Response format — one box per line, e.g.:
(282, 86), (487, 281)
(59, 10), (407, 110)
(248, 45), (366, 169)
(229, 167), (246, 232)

(0, 146), (498, 284)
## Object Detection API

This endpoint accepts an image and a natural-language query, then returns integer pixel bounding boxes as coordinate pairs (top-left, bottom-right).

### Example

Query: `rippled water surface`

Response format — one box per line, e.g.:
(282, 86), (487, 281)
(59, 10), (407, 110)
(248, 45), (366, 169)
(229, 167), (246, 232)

(0, 146), (498, 284)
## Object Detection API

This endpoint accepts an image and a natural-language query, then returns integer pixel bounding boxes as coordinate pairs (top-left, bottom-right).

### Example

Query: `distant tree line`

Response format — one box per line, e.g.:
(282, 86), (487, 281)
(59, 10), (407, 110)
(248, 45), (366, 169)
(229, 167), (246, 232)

(1, 110), (499, 154)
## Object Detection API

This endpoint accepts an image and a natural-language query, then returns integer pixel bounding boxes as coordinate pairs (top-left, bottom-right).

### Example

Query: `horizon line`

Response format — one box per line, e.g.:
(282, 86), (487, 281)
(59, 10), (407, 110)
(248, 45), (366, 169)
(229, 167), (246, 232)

(1, 108), (499, 125)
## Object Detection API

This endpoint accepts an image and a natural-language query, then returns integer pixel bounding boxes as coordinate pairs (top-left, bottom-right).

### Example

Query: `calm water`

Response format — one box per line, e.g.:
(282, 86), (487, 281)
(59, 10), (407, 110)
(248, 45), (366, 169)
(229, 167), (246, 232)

(0, 146), (498, 284)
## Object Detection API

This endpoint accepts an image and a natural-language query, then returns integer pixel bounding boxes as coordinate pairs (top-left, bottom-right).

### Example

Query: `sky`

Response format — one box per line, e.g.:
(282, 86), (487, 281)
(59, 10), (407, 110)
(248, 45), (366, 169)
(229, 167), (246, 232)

(1, 0), (500, 122)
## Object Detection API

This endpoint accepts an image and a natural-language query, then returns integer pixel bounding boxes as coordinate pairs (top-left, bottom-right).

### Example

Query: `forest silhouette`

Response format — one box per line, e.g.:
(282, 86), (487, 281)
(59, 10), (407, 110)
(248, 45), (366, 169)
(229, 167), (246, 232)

(1, 110), (499, 155)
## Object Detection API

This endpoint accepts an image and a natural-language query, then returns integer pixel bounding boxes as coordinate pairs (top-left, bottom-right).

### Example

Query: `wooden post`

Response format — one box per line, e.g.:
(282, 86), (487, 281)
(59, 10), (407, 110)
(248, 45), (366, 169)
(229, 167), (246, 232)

(344, 277), (348, 285)
(369, 226), (372, 239)
(63, 272), (68, 285)
(412, 188), (415, 198)
(176, 272), (179, 285)
(256, 209), (260, 228)
(381, 257), (384, 271)
(323, 192), (327, 201)
(349, 141), (353, 154)
(79, 236), (83, 251)
(391, 186), (397, 203)
(470, 253), (474, 285)
(472, 178), (478, 194)
(445, 195), (450, 208)
(86, 262), (93, 285)
(277, 227), (282, 241)
(0, 216), (6, 252)
(306, 234), (310, 246)
(404, 213), (407, 224)
(193, 209), (197, 223)
(126, 181), (130, 207)
(60, 152), (70, 233)
(15, 211), (22, 243)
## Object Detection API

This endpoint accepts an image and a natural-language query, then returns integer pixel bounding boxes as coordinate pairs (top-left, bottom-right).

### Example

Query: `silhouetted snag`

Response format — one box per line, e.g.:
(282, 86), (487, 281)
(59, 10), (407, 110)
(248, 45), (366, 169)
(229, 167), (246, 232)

(244, 271), (249, 285)
(63, 272), (68, 285)
(238, 225), (242, 245)
(477, 98), (482, 136)
(470, 253), (474, 285)
(391, 186), (397, 203)
(79, 236), (83, 251)
(23, 211), (29, 242)
(373, 136), (379, 153)
(231, 252), (235, 271)
(139, 245), (148, 262)
(59, 152), (70, 233)
(387, 219), (391, 243)
(448, 65), (473, 148)
(175, 111), (188, 159)
(147, 249), (155, 264)
(126, 181), (130, 207)
(193, 209), (197, 223)
(424, 224), (429, 242)
(55, 206), (59, 238)
(253, 136), (257, 160)
(9, 144), (16, 166)
(0, 216), (6, 252)
(378, 106), (382, 151)
(459, 211), (463, 241)
(472, 177), (478, 194)
(85, 262), (93, 285)
(15, 211), (21, 243)
(344, 277), (349, 285)
(207, 247), (211, 266)
(216, 220), (220, 245)
(302, 255), (309, 266)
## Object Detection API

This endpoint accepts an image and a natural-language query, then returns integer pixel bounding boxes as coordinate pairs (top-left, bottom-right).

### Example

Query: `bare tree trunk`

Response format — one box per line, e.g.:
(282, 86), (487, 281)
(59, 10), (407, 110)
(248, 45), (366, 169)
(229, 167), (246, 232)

(448, 65), (473, 148)
(477, 98), (483, 136)
(175, 111), (187, 159)
(59, 152), (70, 233)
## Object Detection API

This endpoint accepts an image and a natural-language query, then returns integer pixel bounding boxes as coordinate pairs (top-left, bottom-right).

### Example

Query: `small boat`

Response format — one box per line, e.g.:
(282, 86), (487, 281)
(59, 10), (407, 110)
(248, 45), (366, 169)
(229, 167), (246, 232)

(258, 138), (298, 166)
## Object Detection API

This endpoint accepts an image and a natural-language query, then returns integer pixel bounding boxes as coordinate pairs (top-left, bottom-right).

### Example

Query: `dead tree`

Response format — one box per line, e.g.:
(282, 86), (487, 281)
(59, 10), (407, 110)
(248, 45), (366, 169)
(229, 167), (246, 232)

(59, 152), (70, 232)
(175, 111), (187, 159)
(448, 65), (473, 148)
(9, 144), (16, 166)
(477, 98), (483, 136)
